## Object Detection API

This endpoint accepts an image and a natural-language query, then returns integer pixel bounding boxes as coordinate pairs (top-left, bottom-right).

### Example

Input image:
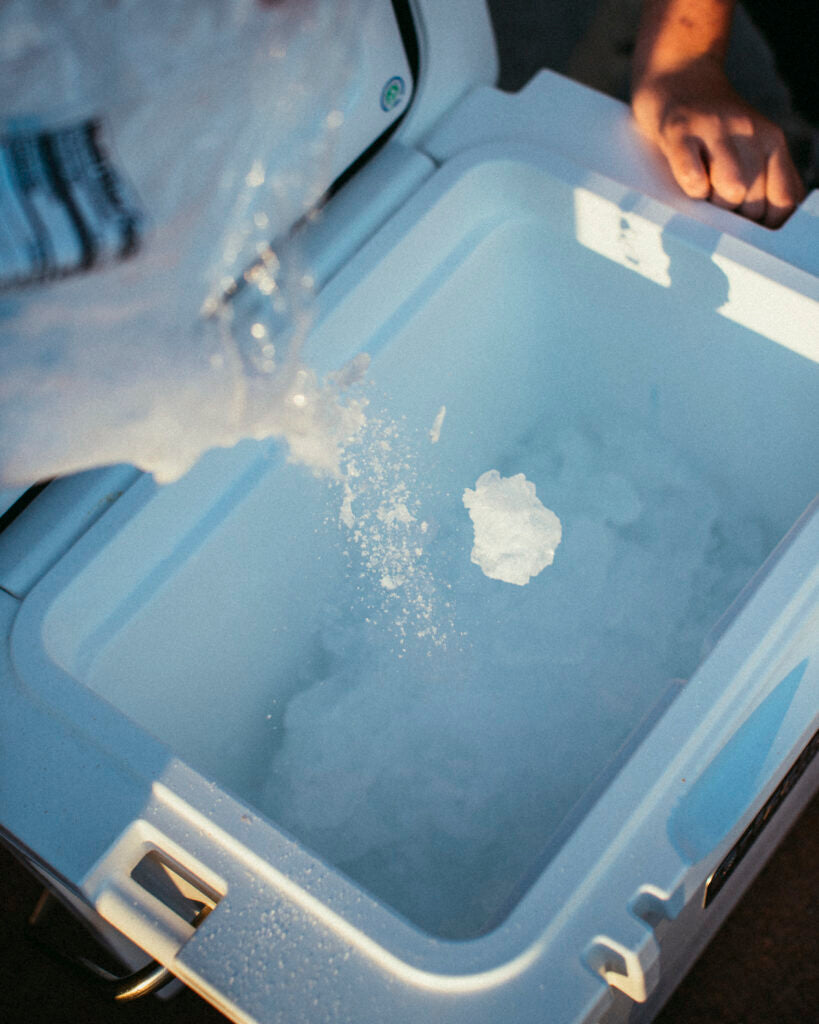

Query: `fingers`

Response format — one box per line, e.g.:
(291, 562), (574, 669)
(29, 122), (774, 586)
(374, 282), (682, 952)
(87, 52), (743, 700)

(737, 173), (767, 224)
(763, 142), (806, 228)
(707, 135), (752, 211)
(660, 119), (804, 227)
(661, 134), (712, 200)
(631, 62), (806, 227)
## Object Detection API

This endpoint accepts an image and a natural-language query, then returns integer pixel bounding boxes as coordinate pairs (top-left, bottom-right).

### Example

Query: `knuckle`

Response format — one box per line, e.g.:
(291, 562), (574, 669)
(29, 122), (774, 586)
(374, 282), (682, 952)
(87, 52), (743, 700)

(706, 112), (734, 137)
(680, 173), (710, 198)
(671, 157), (709, 197)
(734, 114), (757, 138)
(768, 177), (796, 204)
(717, 180), (746, 205)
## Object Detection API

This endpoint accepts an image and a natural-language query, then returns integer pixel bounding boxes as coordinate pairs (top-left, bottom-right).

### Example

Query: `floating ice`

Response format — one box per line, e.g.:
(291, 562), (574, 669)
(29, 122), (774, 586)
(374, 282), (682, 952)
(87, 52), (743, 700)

(429, 405), (446, 444)
(463, 470), (562, 585)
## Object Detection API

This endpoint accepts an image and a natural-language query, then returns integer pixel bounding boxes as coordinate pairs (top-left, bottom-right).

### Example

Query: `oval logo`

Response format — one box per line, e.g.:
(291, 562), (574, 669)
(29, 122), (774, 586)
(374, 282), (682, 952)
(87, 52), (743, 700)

(380, 76), (406, 112)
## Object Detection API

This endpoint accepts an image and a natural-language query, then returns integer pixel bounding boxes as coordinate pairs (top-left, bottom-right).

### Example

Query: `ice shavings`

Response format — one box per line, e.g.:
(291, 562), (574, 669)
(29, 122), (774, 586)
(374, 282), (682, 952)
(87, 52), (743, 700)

(272, 358), (370, 480)
(429, 405), (446, 444)
(333, 409), (453, 650)
(463, 470), (562, 585)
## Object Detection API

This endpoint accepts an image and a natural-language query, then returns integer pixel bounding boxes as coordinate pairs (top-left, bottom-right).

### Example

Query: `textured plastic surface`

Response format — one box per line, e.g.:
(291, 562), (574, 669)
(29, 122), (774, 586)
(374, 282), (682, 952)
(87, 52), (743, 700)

(399, 0), (499, 145)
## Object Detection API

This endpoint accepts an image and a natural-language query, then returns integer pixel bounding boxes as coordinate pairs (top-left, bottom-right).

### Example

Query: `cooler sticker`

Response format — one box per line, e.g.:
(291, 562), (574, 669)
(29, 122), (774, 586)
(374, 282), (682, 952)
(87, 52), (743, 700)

(704, 721), (819, 908)
(380, 76), (406, 112)
(0, 119), (143, 290)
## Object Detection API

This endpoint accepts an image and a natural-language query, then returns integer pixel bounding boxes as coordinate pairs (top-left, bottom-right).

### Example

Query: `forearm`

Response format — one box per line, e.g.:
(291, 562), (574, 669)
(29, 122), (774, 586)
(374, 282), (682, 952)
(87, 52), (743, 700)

(633, 0), (735, 83)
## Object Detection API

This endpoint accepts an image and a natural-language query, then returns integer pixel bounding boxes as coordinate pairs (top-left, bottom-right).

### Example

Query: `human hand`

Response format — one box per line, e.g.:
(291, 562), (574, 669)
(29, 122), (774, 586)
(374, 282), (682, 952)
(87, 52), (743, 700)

(631, 54), (805, 228)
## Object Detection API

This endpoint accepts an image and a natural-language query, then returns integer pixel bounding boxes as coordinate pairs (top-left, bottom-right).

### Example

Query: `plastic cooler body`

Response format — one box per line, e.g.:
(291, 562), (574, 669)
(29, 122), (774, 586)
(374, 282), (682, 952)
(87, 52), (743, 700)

(2, 40), (819, 1024)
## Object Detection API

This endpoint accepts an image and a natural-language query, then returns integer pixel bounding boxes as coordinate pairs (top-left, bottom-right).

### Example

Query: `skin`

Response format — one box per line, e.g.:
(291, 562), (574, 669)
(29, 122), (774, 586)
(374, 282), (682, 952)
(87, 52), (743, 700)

(631, 0), (805, 227)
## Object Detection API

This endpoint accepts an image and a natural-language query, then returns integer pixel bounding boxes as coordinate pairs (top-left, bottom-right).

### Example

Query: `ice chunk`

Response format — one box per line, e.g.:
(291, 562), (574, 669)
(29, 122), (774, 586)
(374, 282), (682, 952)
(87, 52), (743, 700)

(429, 405), (446, 444)
(462, 470), (562, 585)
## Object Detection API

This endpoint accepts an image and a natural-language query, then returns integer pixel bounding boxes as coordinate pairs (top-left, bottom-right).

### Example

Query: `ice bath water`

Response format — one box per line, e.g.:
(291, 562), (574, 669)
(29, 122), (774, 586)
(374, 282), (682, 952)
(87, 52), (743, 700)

(258, 405), (774, 939)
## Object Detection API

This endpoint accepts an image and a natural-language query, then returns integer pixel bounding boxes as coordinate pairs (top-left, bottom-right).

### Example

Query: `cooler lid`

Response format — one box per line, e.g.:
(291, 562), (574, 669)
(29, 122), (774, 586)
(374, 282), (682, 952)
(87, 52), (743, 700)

(269, 0), (501, 206)
(307, 0), (416, 192)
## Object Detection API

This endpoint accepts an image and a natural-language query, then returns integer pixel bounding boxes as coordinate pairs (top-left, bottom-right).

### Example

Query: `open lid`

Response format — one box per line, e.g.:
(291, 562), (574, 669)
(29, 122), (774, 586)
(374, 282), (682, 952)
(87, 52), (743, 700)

(307, 0), (500, 197)
(307, 1), (416, 194)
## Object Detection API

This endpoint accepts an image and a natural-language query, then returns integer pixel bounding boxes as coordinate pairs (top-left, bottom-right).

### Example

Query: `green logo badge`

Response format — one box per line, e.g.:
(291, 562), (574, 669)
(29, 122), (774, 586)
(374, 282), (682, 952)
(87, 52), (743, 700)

(380, 76), (406, 112)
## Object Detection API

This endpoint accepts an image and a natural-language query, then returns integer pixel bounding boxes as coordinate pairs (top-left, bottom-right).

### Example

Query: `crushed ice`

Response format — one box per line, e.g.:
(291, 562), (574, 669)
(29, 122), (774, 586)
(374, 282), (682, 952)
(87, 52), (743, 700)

(332, 409), (453, 651)
(463, 470), (562, 585)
